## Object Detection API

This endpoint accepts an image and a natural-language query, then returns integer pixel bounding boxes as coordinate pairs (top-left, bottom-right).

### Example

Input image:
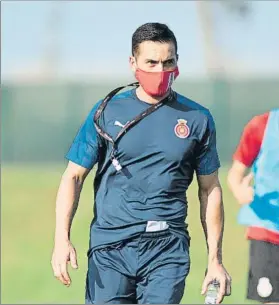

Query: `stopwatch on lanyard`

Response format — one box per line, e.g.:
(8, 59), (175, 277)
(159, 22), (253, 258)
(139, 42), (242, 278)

(93, 82), (175, 172)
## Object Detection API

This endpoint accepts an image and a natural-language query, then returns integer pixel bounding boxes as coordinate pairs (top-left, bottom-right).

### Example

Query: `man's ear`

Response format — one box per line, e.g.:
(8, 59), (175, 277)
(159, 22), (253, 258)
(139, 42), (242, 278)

(129, 56), (137, 73)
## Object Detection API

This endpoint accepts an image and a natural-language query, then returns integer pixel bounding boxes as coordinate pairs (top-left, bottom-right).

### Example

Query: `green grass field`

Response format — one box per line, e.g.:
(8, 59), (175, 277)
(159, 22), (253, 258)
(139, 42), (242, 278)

(1, 165), (258, 304)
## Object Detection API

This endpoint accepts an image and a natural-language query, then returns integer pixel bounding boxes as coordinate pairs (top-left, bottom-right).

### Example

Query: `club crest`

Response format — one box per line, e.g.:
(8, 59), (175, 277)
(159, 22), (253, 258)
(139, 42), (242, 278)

(174, 119), (190, 139)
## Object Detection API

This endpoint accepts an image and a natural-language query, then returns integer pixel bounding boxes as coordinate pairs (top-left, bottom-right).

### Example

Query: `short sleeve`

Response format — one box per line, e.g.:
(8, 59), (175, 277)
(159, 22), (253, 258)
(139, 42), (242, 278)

(233, 112), (269, 167)
(195, 111), (221, 175)
(65, 102), (102, 169)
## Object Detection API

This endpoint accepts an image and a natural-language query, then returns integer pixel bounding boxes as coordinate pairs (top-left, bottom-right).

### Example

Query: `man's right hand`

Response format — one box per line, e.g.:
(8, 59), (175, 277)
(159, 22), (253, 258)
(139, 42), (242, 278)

(51, 240), (78, 286)
(234, 172), (254, 205)
(228, 161), (254, 206)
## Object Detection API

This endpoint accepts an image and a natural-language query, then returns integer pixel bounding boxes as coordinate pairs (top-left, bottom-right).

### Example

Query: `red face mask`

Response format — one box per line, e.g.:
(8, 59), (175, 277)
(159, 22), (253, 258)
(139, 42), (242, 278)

(135, 67), (179, 97)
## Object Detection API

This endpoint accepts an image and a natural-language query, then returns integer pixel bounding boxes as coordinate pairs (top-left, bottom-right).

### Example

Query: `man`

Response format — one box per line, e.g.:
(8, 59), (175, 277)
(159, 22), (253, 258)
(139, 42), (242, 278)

(228, 109), (279, 304)
(51, 22), (231, 304)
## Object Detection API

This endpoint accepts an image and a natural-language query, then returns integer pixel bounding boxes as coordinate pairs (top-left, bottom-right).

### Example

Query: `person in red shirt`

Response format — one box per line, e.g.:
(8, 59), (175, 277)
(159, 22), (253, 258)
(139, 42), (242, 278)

(228, 110), (279, 304)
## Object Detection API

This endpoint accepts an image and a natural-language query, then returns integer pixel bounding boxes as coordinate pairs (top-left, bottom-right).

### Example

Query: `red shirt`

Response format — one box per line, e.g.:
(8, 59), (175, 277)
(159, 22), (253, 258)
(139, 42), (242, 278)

(233, 112), (279, 245)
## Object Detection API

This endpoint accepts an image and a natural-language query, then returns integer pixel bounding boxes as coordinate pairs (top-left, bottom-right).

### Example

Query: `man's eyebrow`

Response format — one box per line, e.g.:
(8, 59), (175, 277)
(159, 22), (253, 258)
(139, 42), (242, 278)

(145, 57), (176, 63)
(145, 59), (159, 62)
(163, 58), (176, 63)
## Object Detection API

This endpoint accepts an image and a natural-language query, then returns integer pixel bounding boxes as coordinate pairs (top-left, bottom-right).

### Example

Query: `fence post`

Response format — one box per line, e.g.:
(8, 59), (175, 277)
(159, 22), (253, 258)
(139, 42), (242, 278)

(1, 85), (15, 163)
(211, 77), (231, 164)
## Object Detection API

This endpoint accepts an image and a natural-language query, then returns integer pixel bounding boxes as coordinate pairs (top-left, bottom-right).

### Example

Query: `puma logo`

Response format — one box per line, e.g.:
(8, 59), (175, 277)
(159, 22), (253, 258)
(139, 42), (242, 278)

(114, 120), (126, 128)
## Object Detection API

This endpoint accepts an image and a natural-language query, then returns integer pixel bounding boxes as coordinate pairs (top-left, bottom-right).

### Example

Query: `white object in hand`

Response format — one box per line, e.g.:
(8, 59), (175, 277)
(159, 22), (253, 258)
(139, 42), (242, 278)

(205, 280), (219, 304)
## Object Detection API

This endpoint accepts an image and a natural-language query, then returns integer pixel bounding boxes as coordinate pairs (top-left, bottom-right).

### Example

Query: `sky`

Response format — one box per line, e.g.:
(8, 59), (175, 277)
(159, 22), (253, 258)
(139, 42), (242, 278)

(2, 1), (279, 81)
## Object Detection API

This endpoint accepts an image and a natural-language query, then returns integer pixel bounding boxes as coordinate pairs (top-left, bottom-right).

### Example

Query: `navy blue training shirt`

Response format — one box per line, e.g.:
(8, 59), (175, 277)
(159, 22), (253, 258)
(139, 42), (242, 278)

(66, 89), (220, 250)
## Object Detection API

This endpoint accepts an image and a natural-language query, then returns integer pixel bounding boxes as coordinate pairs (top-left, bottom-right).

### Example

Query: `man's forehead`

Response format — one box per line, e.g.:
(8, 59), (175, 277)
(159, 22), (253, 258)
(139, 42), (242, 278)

(137, 41), (176, 58)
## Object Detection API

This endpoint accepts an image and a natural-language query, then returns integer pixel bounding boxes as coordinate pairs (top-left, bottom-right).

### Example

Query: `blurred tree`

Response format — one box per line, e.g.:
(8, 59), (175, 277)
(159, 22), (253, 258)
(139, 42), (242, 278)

(222, 0), (251, 18)
(196, 1), (251, 162)
(42, 2), (64, 80)
(196, 0), (251, 76)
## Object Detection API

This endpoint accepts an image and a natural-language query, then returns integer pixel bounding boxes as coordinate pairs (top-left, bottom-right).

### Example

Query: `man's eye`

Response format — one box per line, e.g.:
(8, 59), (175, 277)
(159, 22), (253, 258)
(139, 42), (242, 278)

(165, 60), (174, 65)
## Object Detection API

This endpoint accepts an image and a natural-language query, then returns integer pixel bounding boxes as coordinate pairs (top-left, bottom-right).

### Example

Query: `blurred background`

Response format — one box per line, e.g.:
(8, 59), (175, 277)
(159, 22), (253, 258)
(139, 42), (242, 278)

(1, 1), (278, 304)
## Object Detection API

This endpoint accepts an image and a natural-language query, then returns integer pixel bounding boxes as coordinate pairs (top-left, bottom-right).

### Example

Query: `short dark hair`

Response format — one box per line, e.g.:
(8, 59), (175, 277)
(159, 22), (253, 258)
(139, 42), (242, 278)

(132, 22), (178, 56)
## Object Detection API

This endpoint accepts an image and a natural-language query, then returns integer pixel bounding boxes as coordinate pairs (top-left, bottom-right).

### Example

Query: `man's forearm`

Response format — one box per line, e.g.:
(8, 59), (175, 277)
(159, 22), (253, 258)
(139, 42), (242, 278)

(55, 173), (83, 243)
(227, 169), (243, 199)
(199, 185), (224, 264)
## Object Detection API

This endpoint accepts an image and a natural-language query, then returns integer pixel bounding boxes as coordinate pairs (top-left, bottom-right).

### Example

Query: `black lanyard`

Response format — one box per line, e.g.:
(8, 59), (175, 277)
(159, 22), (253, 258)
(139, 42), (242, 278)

(94, 83), (175, 171)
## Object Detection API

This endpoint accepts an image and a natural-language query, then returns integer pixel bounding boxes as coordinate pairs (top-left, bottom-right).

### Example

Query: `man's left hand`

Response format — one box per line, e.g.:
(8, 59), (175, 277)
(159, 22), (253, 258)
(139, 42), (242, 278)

(201, 262), (232, 304)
